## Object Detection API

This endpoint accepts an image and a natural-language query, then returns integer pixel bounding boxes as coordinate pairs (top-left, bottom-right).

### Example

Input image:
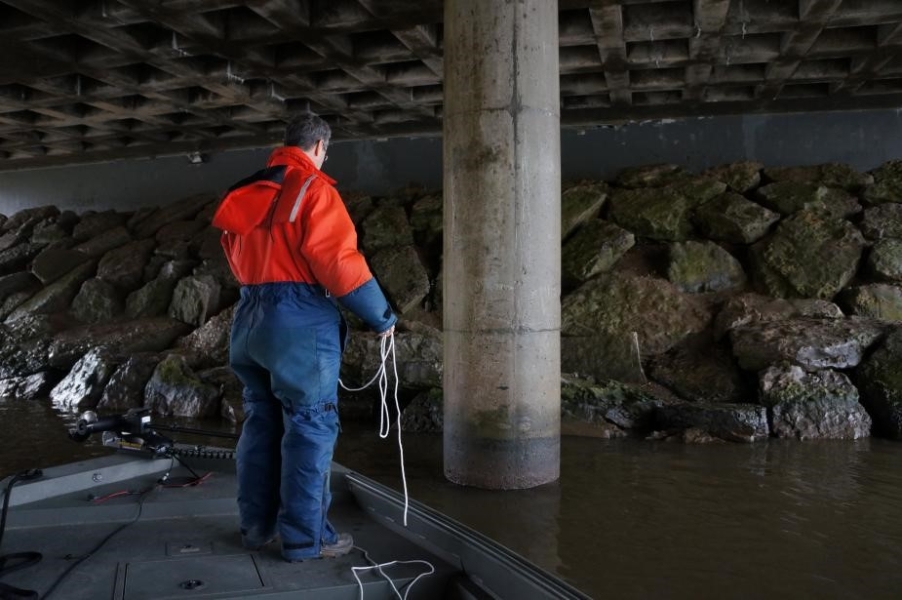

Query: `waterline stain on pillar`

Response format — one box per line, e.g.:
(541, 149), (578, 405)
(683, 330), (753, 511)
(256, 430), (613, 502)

(443, 0), (561, 489)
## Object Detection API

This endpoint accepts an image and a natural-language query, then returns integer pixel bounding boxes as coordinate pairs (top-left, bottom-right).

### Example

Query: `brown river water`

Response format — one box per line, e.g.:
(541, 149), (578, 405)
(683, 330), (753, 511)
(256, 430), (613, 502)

(2, 397), (902, 599)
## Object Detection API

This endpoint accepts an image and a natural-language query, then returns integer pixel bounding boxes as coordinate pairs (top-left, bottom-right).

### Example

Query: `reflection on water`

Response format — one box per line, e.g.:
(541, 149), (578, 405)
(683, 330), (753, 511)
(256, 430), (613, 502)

(3, 398), (902, 600)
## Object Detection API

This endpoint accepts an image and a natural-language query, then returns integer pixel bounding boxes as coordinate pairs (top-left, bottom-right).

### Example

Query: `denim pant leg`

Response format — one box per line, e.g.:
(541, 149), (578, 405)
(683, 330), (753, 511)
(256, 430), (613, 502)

(230, 300), (284, 547)
(279, 403), (339, 560)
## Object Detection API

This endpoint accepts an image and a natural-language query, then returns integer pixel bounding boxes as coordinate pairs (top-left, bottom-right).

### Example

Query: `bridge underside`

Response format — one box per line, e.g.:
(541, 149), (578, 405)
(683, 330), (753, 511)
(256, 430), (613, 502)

(0, 0), (900, 170)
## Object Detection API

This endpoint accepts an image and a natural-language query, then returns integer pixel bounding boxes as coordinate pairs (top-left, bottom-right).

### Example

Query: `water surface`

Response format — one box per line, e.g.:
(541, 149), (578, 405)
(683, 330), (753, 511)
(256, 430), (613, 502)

(3, 398), (901, 599)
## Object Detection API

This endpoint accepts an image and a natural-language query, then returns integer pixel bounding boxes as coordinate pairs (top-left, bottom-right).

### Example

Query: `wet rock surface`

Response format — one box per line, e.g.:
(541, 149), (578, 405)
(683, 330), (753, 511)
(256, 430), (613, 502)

(5, 160), (902, 444)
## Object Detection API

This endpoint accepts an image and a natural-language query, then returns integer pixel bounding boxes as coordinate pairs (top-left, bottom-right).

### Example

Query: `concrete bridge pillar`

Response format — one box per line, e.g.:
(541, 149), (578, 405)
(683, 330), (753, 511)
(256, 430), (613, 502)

(442, 0), (561, 489)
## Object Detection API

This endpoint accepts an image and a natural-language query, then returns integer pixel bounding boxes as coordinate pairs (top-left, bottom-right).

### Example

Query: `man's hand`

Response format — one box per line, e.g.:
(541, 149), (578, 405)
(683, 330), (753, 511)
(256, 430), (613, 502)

(379, 325), (395, 338)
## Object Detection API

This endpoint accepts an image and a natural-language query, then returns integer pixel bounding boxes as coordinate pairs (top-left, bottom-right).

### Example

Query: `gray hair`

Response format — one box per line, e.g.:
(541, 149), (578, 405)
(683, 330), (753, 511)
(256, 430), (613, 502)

(284, 113), (331, 150)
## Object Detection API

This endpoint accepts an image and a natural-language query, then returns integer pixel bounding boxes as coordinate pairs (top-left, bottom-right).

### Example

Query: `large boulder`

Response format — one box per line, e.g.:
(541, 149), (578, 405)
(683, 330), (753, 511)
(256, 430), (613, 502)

(615, 164), (686, 188)
(860, 204), (902, 240)
(361, 205), (414, 252)
(867, 239), (902, 282)
(1, 206), (59, 234)
(0, 315), (68, 378)
(730, 317), (886, 372)
(6, 260), (97, 322)
(648, 338), (750, 403)
(369, 245), (430, 314)
(144, 354), (221, 418)
(49, 348), (120, 412)
(608, 187), (698, 241)
(155, 220), (208, 258)
(97, 239), (157, 290)
(177, 305), (234, 369)
(863, 160), (902, 205)
(343, 191), (375, 225)
(168, 275), (221, 327)
(756, 182), (860, 218)
(409, 194), (443, 249)
(654, 402), (769, 443)
(197, 366), (244, 423)
(562, 273), (709, 355)
(72, 211), (127, 241)
(750, 211), (865, 299)
(713, 293), (843, 339)
(0, 243), (44, 276)
(126, 277), (179, 319)
(692, 192), (780, 244)
(561, 375), (672, 433)
(400, 388), (444, 433)
(702, 161), (763, 194)
(97, 353), (161, 413)
(0, 272), (41, 306)
(341, 329), (442, 391)
(130, 194), (215, 239)
(71, 278), (124, 323)
(857, 328), (902, 439)
(31, 248), (93, 285)
(562, 181), (608, 239)
(0, 371), (58, 401)
(759, 364), (870, 440)
(47, 317), (192, 370)
(561, 332), (646, 384)
(666, 241), (747, 293)
(763, 163), (872, 192)
(838, 284), (902, 321)
(72, 226), (132, 257)
(561, 220), (634, 285)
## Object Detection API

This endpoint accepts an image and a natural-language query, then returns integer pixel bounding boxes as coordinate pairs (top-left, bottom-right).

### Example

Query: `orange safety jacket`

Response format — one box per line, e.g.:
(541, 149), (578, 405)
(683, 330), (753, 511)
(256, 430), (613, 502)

(212, 146), (396, 333)
(213, 146), (372, 295)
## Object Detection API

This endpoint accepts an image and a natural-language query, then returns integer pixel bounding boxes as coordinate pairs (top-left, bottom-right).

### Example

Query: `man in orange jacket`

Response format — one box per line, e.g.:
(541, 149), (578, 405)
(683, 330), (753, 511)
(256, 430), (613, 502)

(213, 113), (396, 561)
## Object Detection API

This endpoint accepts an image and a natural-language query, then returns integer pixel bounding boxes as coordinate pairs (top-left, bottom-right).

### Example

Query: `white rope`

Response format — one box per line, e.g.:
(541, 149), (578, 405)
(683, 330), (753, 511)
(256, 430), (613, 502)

(351, 546), (435, 600)
(339, 332), (409, 526)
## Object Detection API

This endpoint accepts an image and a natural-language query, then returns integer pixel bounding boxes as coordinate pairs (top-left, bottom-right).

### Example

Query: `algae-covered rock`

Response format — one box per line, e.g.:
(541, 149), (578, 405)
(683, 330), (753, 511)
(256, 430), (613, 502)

(867, 239), (902, 282)
(756, 182), (860, 218)
(838, 284), (902, 321)
(361, 205), (414, 252)
(654, 402), (769, 443)
(692, 192), (779, 244)
(608, 187), (696, 241)
(730, 317), (885, 371)
(562, 181), (608, 239)
(713, 293), (843, 339)
(369, 245), (430, 314)
(857, 328), (902, 439)
(703, 161), (763, 193)
(750, 211), (865, 299)
(562, 273), (709, 355)
(666, 241), (747, 293)
(561, 332), (646, 384)
(144, 353), (221, 418)
(562, 220), (634, 284)
(561, 374), (671, 431)
(615, 164), (685, 188)
(863, 160), (902, 205)
(764, 163), (872, 192)
(860, 204), (902, 240)
(759, 364), (870, 440)
(648, 338), (750, 403)
(409, 194), (443, 248)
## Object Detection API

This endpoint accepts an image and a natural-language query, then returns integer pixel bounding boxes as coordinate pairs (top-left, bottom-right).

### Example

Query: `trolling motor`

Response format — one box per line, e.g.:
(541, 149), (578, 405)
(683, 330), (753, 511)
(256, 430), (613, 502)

(68, 409), (174, 455)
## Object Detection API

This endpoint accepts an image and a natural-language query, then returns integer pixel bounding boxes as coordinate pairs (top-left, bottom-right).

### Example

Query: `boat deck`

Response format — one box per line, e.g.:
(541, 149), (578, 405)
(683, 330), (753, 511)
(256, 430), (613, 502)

(1, 454), (452, 599)
(1, 450), (591, 600)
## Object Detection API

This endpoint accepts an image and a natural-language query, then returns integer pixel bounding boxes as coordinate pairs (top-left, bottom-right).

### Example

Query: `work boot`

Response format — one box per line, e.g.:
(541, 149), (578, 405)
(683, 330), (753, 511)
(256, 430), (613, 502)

(320, 532), (354, 558)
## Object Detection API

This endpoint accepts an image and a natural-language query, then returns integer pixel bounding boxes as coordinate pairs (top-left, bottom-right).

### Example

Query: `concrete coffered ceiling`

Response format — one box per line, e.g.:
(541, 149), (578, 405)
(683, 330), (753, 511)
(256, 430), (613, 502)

(0, 0), (901, 170)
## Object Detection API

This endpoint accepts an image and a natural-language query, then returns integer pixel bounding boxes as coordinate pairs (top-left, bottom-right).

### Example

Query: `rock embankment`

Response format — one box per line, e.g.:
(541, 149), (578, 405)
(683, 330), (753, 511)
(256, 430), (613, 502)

(4, 160), (902, 444)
